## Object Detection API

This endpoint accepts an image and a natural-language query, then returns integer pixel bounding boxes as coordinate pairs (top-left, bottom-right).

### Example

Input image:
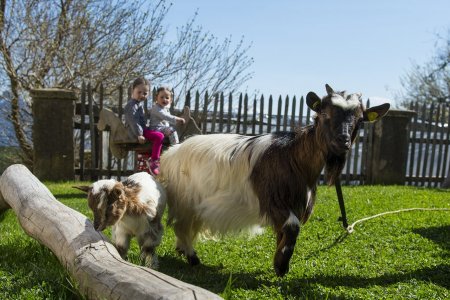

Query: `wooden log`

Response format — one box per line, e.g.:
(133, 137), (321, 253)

(0, 187), (10, 213)
(0, 164), (222, 300)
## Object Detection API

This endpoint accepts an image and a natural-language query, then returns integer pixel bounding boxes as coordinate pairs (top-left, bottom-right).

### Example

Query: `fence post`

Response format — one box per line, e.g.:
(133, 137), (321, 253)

(369, 109), (416, 185)
(31, 88), (76, 181)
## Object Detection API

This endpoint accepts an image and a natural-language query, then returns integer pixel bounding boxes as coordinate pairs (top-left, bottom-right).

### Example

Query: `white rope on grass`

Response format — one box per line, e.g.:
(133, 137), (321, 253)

(346, 207), (450, 234)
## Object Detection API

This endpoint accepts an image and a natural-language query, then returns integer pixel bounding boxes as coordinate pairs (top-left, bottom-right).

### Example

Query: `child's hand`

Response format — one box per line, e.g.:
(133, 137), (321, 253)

(177, 117), (186, 125)
(138, 135), (146, 144)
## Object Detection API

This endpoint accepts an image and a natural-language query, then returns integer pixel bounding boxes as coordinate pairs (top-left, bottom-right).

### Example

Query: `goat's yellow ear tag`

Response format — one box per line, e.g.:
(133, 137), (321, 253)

(367, 112), (378, 122)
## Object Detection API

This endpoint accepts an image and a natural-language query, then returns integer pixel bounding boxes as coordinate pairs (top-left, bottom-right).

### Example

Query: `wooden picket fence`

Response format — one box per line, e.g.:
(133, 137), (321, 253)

(406, 101), (450, 187)
(74, 83), (450, 187)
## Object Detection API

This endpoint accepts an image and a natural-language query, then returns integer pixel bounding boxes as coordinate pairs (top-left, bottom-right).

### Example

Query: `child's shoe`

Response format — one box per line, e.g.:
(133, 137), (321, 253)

(148, 158), (160, 176)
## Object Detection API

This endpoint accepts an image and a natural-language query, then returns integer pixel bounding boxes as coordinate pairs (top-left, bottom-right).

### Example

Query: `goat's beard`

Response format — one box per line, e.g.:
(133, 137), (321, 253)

(325, 153), (347, 185)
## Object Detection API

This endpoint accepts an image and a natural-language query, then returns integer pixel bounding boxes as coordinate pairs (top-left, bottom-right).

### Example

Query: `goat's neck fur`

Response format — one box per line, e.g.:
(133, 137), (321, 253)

(291, 125), (328, 186)
(121, 182), (151, 216)
(310, 118), (347, 185)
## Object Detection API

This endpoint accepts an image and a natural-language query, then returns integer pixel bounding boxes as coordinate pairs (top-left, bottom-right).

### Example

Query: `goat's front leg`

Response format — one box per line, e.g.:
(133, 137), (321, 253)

(273, 211), (300, 277)
(112, 225), (131, 259)
(138, 218), (164, 269)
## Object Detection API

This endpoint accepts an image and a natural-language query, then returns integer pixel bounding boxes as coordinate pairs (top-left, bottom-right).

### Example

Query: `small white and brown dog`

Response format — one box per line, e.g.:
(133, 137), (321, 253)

(74, 172), (166, 269)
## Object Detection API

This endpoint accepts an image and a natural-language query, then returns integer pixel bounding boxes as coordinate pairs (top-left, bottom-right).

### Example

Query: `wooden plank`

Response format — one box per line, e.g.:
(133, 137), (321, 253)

(290, 96), (296, 131)
(88, 82), (97, 181)
(219, 93), (224, 133)
(361, 122), (369, 184)
(276, 96), (282, 131)
(117, 85), (124, 181)
(252, 96), (257, 135)
(429, 104), (440, 187)
(408, 102), (419, 185)
(352, 134), (361, 184)
(236, 93), (242, 134)
(194, 91), (200, 122)
(421, 103), (434, 187)
(259, 95), (264, 134)
(98, 84), (104, 179)
(243, 94), (248, 135)
(227, 93), (232, 133)
(211, 93), (218, 133)
(79, 82), (86, 181)
(202, 92), (209, 134)
(415, 103), (427, 186)
(305, 105), (311, 126)
(184, 90), (191, 108)
(405, 175), (446, 184)
(0, 164), (221, 300)
(439, 104), (450, 185)
(283, 96), (289, 131)
(435, 103), (446, 187)
(298, 96), (304, 128)
(267, 95), (273, 133)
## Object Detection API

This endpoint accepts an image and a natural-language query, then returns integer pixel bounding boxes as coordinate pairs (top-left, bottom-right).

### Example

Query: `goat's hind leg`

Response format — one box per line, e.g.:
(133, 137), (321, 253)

(273, 211), (300, 277)
(173, 217), (201, 266)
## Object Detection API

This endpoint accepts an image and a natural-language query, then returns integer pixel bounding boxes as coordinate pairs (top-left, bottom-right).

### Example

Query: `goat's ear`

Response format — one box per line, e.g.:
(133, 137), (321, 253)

(363, 103), (390, 122)
(108, 184), (124, 205)
(306, 92), (322, 112)
(73, 185), (91, 194)
(325, 84), (335, 95)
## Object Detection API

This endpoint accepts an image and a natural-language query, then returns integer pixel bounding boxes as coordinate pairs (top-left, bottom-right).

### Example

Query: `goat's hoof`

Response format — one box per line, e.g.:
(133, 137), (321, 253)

(274, 259), (290, 277)
(175, 247), (200, 265)
(175, 247), (184, 256)
(187, 254), (200, 266)
(144, 255), (158, 270)
(274, 264), (289, 277)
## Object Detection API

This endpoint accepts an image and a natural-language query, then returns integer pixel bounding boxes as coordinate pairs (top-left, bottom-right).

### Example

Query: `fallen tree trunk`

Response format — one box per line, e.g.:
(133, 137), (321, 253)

(0, 164), (221, 300)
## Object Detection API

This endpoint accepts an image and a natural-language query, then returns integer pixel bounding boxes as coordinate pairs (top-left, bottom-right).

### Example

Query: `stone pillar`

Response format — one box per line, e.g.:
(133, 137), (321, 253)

(370, 109), (416, 185)
(31, 89), (76, 181)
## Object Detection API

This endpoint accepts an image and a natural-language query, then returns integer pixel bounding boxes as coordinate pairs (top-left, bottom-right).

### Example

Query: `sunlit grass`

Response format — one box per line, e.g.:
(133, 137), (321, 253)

(1, 183), (449, 299)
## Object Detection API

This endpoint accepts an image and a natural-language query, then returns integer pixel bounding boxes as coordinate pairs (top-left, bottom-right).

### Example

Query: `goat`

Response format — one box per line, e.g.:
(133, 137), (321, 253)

(159, 84), (390, 276)
(74, 172), (166, 269)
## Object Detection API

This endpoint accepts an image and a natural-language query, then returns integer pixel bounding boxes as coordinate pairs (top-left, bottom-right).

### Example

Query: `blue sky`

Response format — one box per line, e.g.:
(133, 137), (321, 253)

(165, 1), (450, 107)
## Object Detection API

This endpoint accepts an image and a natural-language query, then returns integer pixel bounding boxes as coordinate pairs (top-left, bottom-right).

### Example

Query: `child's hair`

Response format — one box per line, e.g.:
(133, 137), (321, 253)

(132, 77), (151, 90)
(155, 86), (173, 101)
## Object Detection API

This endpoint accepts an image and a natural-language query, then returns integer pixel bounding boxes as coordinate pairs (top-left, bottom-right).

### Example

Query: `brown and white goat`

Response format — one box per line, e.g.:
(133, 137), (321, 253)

(159, 84), (390, 276)
(74, 172), (166, 269)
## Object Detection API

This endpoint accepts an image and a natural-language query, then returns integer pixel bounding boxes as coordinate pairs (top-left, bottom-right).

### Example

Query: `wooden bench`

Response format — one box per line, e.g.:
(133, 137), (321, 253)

(97, 106), (201, 171)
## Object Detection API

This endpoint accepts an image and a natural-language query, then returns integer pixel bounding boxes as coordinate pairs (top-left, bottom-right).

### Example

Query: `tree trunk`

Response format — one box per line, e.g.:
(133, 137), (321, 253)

(0, 164), (221, 300)
(0, 1), (34, 165)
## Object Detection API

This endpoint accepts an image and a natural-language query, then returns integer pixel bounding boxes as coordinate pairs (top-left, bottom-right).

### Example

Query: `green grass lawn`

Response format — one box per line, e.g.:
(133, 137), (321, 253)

(0, 183), (449, 299)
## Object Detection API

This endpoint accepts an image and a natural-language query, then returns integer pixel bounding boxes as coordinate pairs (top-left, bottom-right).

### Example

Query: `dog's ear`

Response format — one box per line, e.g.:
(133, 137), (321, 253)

(73, 185), (91, 194)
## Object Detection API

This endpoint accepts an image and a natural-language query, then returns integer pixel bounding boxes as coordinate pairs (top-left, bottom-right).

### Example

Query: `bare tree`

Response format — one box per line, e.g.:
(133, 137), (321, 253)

(399, 30), (450, 188)
(0, 0), (253, 165)
(399, 30), (450, 107)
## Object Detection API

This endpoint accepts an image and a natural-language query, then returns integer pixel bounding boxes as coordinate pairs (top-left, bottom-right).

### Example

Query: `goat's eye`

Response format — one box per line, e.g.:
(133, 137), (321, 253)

(321, 112), (330, 119)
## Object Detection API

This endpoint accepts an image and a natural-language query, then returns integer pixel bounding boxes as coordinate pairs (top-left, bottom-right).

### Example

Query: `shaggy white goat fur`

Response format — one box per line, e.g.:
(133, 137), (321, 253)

(162, 134), (272, 235)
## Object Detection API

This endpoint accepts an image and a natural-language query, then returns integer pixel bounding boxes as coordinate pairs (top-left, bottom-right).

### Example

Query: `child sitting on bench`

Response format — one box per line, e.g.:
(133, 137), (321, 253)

(124, 77), (164, 175)
(149, 86), (185, 146)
